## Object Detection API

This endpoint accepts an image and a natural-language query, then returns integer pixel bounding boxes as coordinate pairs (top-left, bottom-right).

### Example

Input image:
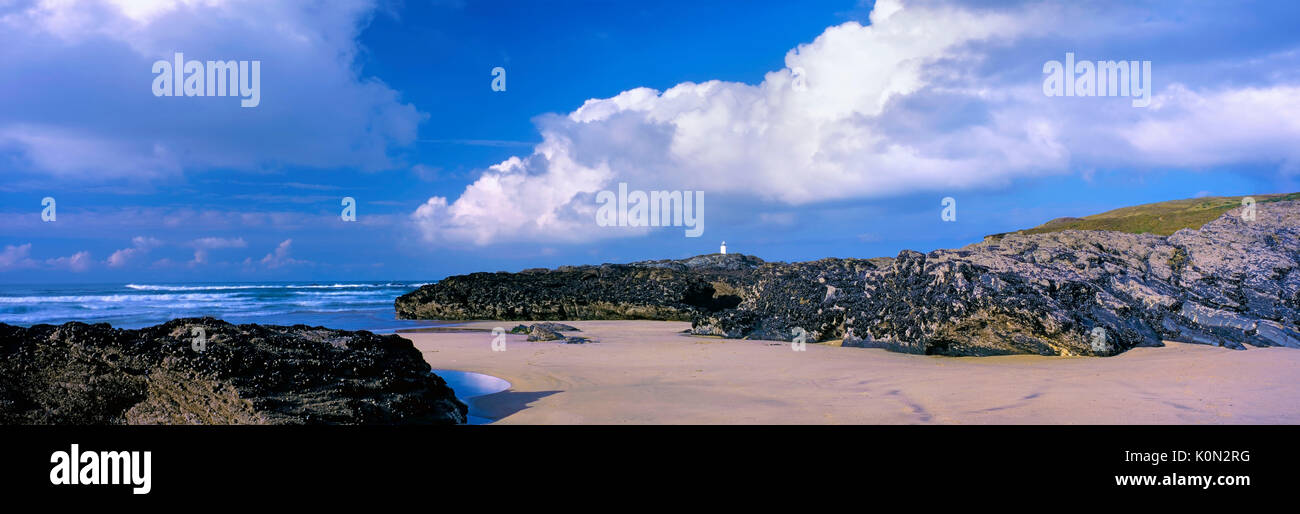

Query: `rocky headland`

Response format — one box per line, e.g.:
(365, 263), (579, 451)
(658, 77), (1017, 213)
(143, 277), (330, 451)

(0, 318), (466, 424)
(397, 199), (1300, 357)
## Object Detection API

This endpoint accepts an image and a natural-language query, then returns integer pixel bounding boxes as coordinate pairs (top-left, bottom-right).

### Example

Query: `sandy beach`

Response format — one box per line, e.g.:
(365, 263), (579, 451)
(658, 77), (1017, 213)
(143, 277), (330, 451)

(406, 320), (1300, 424)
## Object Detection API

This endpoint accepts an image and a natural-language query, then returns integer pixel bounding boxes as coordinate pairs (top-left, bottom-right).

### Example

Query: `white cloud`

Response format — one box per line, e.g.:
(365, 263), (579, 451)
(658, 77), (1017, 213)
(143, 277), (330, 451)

(107, 236), (163, 267)
(1123, 85), (1300, 169)
(411, 0), (1300, 246)
(46, 251), (92, 272)
(191, 236), (246, 249)
(1, 0), (423, 177)
(1, 243), (93, 272)
(412, 1), (1054, 245)
(251, 238), (306, 269)
(0, 243), (37, 271)
(411, 151), (623, 245)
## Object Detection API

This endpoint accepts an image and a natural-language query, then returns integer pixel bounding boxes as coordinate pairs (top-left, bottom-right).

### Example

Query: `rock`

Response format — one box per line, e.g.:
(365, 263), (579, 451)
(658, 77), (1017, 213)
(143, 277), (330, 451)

(511, 323), (578, 335)
(533, 322), (580, 332)
(395, 254), (763, 321)
(395, 201), (1300, 357)
(526, 325), (564, 341)
(509, 323), (590, 343)
(704, 201), (1300, 356)
(0, 318), (467, 425)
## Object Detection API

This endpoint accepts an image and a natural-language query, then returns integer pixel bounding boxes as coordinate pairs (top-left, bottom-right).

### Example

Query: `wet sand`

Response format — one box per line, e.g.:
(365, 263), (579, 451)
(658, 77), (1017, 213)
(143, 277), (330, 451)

(405, 320), (1300, 424)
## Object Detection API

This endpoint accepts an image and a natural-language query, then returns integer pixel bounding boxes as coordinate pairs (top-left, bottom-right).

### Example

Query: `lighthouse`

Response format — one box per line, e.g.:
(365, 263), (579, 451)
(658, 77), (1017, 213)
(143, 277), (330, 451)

(720, 241), (727, 255)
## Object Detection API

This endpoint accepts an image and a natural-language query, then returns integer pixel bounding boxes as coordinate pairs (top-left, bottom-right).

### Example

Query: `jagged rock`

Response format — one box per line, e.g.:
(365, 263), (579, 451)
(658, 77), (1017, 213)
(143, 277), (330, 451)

(396, 202), (1300, 357)
(0, 318), (467, 424)
(526, 325), (564, 341)
(702, 202), (1300, 356)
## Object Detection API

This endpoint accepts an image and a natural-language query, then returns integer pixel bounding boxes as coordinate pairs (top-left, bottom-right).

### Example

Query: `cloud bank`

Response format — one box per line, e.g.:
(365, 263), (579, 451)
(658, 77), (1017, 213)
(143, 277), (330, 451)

(413, 0), (1300, 245)
(0, 0), (423, 178)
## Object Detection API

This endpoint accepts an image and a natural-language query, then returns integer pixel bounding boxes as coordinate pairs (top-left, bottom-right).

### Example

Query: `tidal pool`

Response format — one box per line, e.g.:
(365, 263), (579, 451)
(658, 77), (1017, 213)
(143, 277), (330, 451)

(432, 369), (511, 425)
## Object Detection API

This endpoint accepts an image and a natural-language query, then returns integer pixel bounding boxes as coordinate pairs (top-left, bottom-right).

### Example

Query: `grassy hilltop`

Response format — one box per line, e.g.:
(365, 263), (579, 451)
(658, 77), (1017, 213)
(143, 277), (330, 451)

(988, 192), (1300, 240)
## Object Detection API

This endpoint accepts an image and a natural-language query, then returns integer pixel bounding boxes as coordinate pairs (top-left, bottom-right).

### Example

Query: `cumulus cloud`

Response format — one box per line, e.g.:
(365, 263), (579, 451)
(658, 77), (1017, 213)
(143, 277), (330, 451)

(1, 243), (93, 272)
(412, 0), (1300, 246)
(251, 239), (307, 269)
(1123, 85), (1300, 169)
(46, 251), (92, 272)
(107, 236), (164, 267)
(0, 0), (423, 178)
(0, 243), (37, 271)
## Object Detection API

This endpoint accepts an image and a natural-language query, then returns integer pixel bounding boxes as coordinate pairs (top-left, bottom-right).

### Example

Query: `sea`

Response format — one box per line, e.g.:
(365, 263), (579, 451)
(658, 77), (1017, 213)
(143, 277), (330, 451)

(0, 281), (446, 333)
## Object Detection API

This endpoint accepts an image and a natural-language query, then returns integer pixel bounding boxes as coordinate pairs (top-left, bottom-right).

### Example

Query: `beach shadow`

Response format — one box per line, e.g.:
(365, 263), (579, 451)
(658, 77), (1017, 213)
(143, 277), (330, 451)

(470, 390), (561, 422)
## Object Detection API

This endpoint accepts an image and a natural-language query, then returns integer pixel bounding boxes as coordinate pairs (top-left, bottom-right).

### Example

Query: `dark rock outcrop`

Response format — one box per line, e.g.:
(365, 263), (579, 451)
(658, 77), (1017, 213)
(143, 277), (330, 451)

(397, 201), (1300, 357)
(526, 325), (563, 341)
(0, 318), (467, 424)
(511, 322), (580, 334)
(508, 323), (595, 343)
(396, 253), (762, 321)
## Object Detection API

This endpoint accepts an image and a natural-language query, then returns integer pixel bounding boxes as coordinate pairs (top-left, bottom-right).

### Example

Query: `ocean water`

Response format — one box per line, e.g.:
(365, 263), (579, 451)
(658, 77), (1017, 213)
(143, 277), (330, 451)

(0, 281), (444, 333)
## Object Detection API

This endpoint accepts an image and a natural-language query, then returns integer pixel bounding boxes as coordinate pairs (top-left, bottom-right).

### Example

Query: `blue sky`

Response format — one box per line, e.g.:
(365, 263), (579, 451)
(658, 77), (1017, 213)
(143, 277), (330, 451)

(2, 0), (1299, 283)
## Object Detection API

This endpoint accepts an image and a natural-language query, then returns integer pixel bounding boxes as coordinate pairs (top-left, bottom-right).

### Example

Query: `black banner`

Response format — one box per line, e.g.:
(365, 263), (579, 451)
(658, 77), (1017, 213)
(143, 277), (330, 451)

(0, 425), (1291, 503)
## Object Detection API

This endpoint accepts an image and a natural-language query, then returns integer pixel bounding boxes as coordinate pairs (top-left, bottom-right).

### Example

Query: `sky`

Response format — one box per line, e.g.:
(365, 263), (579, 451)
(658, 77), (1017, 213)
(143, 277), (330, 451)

(2, 0), (1299, 284)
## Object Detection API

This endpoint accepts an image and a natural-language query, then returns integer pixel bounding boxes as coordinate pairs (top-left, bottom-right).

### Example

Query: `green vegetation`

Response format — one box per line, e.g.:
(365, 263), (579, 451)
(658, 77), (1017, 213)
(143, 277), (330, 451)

(1167, 247), (1188, 273)
(988, 192), (1300, 240)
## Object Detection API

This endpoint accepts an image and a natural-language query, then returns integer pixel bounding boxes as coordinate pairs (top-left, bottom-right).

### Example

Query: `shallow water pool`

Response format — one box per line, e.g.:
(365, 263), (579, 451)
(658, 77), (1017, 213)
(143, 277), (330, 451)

(432, 369), (511, 425)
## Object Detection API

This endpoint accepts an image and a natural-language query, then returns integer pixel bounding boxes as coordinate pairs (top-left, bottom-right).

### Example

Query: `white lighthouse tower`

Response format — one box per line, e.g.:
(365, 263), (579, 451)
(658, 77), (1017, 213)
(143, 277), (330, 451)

(720, 241), (727, 255)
